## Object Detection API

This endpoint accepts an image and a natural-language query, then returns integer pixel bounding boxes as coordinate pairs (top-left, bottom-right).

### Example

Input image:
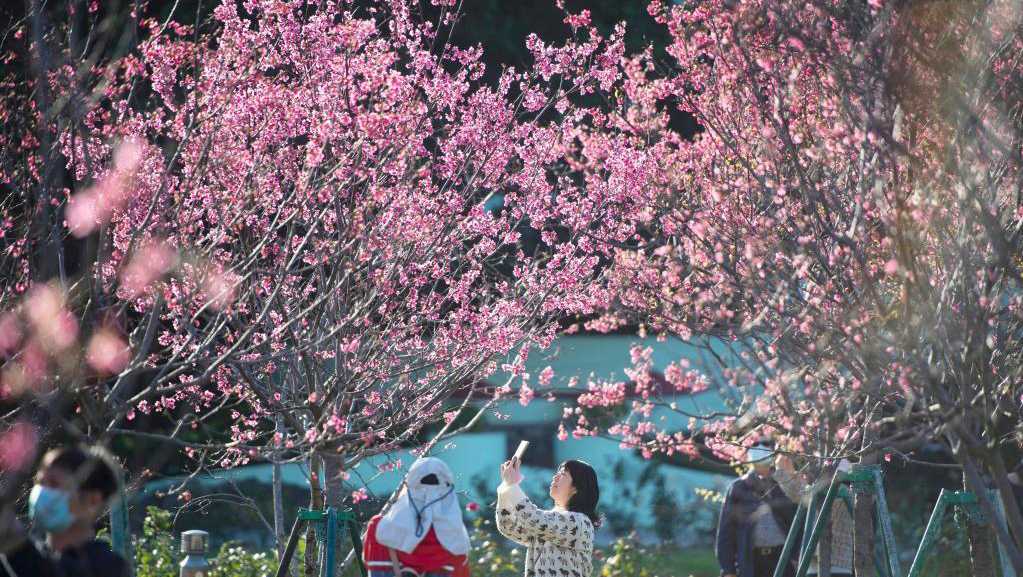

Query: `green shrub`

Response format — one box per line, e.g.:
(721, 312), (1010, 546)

(135, 506), (177, 577)
(600, 534), (651, 577)
(208, 542), (276, 577)
(133, 505), (726, 577)
(467, 516), (521, 577)
(134, 506), (278, 577)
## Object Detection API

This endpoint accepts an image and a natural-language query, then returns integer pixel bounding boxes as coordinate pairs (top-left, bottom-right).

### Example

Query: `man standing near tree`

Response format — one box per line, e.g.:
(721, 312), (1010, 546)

(716, 445), (798, 577)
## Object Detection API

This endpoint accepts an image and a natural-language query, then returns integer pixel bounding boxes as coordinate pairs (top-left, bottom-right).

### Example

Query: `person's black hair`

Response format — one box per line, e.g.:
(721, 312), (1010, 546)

(45, 445), (122, 501)
(562, 460), (601, 527)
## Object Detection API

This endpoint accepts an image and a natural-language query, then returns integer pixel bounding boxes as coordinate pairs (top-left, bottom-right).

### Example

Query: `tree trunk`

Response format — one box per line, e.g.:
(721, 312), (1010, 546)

(273, 417), (286, 558)
(962, 470), (997, 577)
(853, 456), (877, 577)
(819, 515), (833, 577)
(955, 442), (1023, 573)
(968, 517), (998, 577)
(273, 456), (286, 556)
(28, 0), (62, 285)
(986, 452), (1023, 563)
(305, 453), (323, 577)
(322, 452), (346, 577)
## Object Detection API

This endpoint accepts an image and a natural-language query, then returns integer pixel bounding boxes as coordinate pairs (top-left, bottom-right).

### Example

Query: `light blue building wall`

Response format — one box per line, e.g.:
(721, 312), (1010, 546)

(140, 334), (733, 544)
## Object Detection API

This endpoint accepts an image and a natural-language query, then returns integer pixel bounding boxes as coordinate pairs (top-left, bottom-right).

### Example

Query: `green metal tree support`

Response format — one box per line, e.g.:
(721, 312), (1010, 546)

(109, 477), (133, 574)
(274, 507), (367, 577)
(906, 489), (1015, 577)
(772, 465), (1018, 577)
(772, 465), (900, 577)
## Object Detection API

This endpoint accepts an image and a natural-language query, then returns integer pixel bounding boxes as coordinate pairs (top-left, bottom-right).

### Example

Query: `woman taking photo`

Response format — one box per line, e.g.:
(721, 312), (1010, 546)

(496, 457), (599, 577)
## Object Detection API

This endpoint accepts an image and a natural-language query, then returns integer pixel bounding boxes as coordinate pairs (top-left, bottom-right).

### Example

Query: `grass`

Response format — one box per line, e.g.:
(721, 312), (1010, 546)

(640, 547), (720, 577)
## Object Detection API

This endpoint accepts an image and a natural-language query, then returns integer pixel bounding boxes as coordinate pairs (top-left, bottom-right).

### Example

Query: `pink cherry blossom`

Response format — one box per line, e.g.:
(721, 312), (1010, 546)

(86, 329), (131, 375)
(0, 421), (37, 472)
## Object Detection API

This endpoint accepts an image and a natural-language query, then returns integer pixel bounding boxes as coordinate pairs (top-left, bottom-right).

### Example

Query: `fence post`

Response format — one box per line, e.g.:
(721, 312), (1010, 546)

(179, 529), (211, 577)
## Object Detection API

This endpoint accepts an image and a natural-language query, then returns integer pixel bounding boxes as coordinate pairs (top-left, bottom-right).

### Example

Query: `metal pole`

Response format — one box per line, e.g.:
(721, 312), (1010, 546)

(795, 470), (843, 577)
(274, 517), (305, 577)
(773, 503), (808, 577)
(872, 467), (901, 577)
(992, 490), (1017, 577)
(802, 489), (822, 560)
(906, 489), (950, 577)
(109, 484), (132, 571)
(338, 510), (368, 577)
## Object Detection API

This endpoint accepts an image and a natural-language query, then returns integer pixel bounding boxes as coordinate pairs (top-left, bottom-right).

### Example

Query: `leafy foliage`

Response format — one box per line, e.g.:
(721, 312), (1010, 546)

(134, 506), (275, 577)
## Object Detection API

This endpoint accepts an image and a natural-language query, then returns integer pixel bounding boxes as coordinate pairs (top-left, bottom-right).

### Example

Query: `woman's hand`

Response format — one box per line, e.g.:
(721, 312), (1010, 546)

(500, 456), (523, 485)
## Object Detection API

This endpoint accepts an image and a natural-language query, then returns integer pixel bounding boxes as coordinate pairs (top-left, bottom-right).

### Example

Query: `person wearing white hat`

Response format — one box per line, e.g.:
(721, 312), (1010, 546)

(362, 458), (471, 577)
(716, 444), (798, 577)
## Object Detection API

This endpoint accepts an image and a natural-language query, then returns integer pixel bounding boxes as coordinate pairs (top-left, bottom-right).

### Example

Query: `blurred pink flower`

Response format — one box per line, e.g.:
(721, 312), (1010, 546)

(203, 270), (237, 311)
(120, 241), (177, 298)
(0, 421), (37, 472)
(66, 191), (102, 238)
(466, 501), (479, 512)
(884, 259), (900, 276)
(351, 488), (369, 503)
(0, 313), (22, 355)
(86, 329), (131, 375)
(25, 285), (78, 352)
(66, 140), (142, 238)
(6, 343), (49, 394)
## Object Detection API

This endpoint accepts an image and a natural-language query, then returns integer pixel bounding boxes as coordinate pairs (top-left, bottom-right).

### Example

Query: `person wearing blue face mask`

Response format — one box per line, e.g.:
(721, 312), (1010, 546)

(0, 445), (129, 577)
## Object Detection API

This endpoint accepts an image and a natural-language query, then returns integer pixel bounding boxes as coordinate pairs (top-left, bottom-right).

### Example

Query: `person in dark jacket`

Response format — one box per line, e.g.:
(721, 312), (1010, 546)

(0, 445), (130, 577)
(1009, 461), (1023, 510)
(716, 445), (798, 577)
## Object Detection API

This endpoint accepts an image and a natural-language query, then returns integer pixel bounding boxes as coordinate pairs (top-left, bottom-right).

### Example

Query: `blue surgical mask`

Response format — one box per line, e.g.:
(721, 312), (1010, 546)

(747, 446), (774, 463)
(29, 485), (75, 533)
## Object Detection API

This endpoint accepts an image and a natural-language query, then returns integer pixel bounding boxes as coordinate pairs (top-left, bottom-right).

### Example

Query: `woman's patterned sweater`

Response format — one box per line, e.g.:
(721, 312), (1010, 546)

(495, 482), (594, 577)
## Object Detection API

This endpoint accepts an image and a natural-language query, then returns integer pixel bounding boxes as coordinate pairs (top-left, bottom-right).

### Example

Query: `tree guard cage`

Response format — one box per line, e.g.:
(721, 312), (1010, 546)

(906, 489), (1016, 577)
(772, 465), (900, 577)
(772, 465), (1018, 577)
(275, 507), (367, 577)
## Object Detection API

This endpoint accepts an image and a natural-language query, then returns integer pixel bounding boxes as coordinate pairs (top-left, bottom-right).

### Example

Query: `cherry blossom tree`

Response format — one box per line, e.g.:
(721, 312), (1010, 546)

(549, 0), (1023, 572)
(0, 1), (635, 567)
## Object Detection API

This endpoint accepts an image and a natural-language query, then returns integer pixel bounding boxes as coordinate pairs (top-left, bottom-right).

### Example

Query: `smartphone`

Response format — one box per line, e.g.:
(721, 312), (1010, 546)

(513, 440), (530, 461)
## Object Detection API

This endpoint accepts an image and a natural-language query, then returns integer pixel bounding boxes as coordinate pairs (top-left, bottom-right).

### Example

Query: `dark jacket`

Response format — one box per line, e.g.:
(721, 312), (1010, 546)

(0, 538), (129, 577)
(716, 472), (798, 577)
